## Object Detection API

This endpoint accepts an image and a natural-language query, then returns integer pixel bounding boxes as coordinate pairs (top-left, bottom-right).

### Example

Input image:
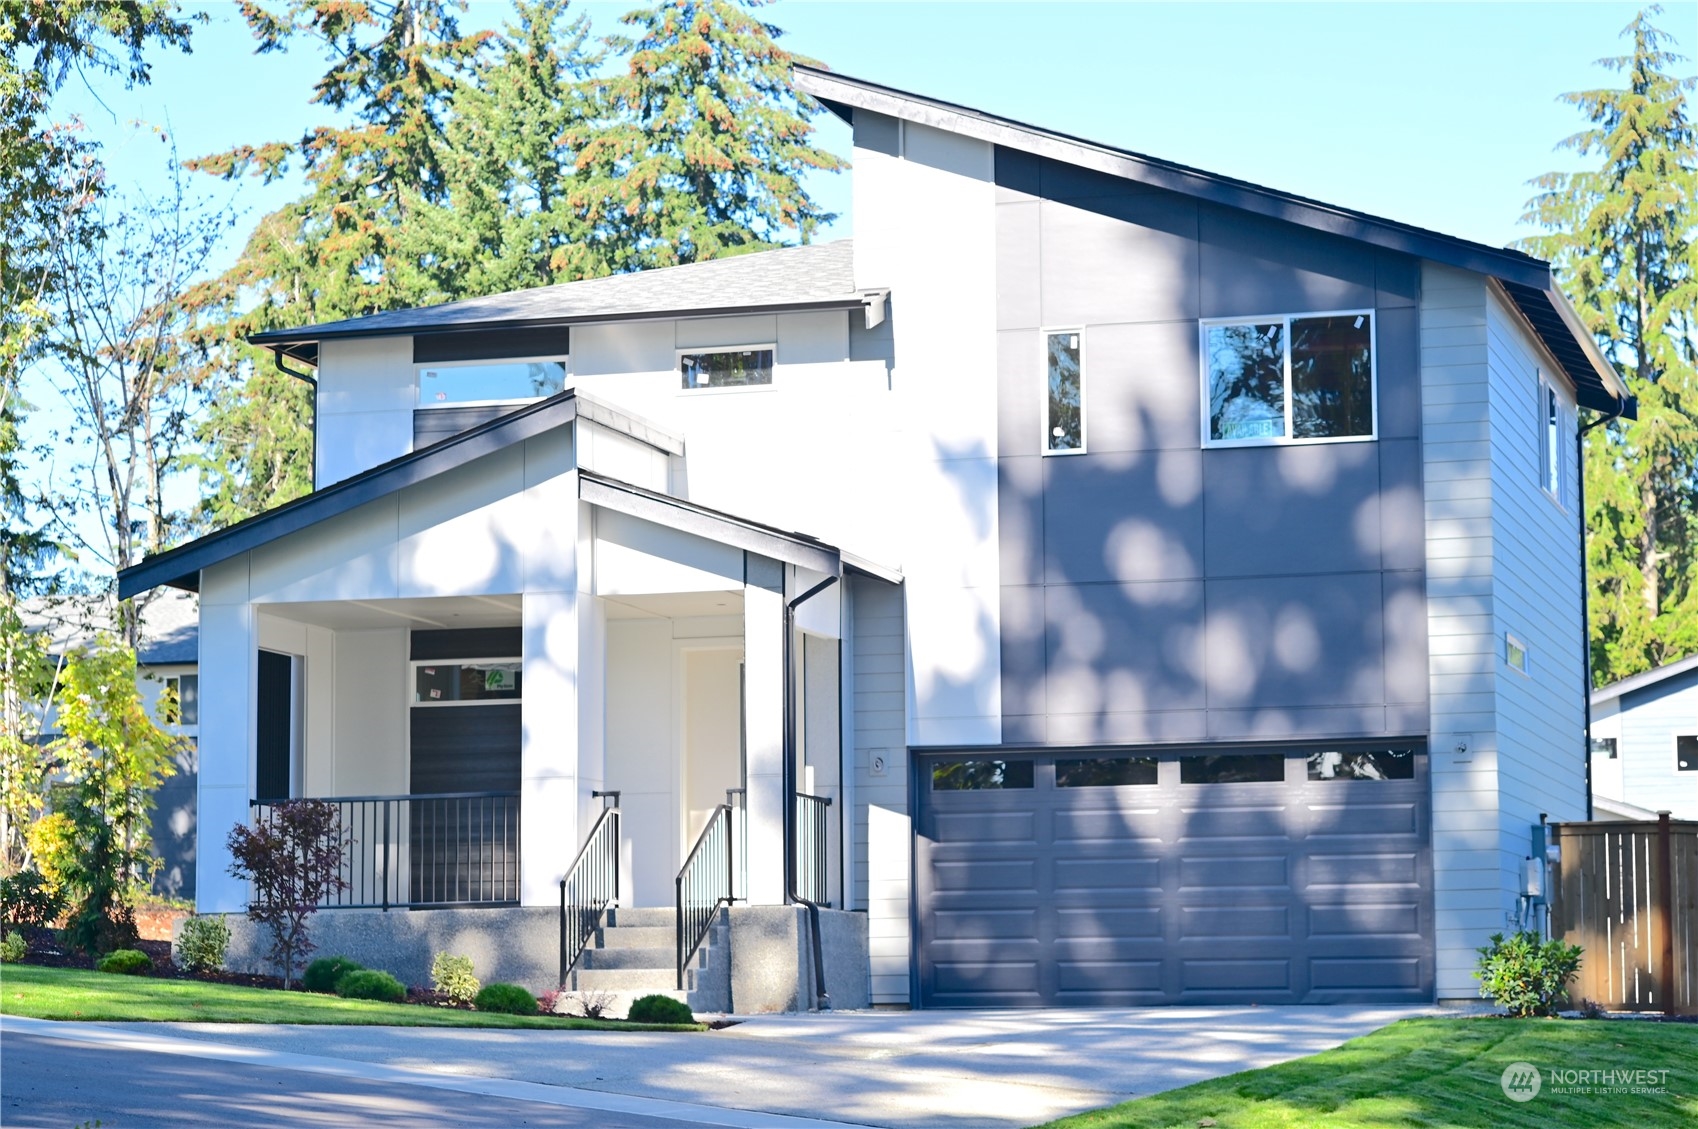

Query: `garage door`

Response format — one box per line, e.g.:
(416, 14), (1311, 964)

(915, 748), (1432, 1006)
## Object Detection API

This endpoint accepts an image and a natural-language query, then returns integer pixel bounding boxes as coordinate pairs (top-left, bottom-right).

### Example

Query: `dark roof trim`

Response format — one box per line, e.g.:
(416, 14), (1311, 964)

(579, 470), (840, 576)
(796, 66), (1634, 418)
(117, 393), (582, 601)
(251, 296), (874, 367)
(1591, 651), (1698, 706)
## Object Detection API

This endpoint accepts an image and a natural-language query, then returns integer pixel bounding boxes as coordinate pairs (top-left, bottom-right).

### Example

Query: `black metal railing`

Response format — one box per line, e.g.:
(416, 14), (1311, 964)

(248, 792), (520, 910)
(725, 787), (747, 903)
(677, 802), (734, 989)
(796, 792), (832, 907)
(559, 792), (621, 987)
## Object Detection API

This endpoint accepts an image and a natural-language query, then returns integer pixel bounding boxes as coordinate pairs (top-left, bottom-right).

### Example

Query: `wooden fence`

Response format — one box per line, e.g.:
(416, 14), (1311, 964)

(1549, 814), (1698, 1015)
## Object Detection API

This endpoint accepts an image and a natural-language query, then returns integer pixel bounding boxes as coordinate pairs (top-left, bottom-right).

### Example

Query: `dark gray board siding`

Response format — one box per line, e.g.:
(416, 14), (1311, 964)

(414, 405), (524, 449)
(996, 148), (1427, 745)
(915, 750), (1433, 1006)
(408, 703), (521, 904)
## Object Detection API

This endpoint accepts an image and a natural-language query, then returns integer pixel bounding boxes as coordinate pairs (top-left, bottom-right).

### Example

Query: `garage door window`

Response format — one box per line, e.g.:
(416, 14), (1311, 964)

(1056, 756), (1157, 787)
(1307, 749), (1415, 781)
(932, 760), (1034, 790)
(1180, 754), (1285, 784)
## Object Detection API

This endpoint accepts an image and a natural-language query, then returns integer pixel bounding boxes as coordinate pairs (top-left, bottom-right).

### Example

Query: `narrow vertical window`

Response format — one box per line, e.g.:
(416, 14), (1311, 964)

(1046, 331), (1083, 452)
(1544, 385), (1561, 498)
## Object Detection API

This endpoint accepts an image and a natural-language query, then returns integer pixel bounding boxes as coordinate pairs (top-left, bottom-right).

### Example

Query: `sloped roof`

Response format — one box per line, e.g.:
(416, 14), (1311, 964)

(794, 67), (1634, 418)
(252, 241), (871, 365)
(20, 588), (198, 666)
(1592, 652), (1698, 706)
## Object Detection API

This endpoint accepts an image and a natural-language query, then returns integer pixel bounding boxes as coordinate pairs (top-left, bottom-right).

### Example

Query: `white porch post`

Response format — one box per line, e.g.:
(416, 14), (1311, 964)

(196, 561), (257, 914)
(743, 565), (787, 906)
(521, 589), (579, 906)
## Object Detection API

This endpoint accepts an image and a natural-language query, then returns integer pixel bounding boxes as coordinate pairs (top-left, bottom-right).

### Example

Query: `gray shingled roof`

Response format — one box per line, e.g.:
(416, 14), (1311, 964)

(252, 241), (866, 363)
(20, 588), (198, 666)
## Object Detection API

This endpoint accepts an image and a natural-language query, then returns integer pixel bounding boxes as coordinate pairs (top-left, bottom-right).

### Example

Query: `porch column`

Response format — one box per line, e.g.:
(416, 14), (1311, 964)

(197, 562), (257, 914)
(744, 562), (786, 905)
(521, 589), (579, 906)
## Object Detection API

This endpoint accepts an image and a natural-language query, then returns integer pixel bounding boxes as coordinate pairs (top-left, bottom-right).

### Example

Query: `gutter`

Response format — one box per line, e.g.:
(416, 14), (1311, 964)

(783, 573), (839, 1010)
(271, 347), (319, 491)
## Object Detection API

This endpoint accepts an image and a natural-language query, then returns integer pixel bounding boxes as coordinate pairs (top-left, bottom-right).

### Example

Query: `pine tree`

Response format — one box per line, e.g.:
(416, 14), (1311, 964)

(1520, 6), (1698, 683)
(569, 0), (844, 274)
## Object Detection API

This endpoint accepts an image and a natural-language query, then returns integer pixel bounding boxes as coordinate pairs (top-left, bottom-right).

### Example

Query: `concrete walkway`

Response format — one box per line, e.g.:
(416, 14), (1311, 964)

(6, 1005), (1432, 1128)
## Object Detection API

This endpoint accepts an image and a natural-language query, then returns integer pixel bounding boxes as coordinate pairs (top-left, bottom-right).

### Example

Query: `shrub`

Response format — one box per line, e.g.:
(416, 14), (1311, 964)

(1476, 930), (1584, 1017)
(96, 948), (152, 975)
(1, 869), (67, 929)
(335, 969), (406, 1003)
(302, 955), (364, 994)
(626, 993), (694, 1024)
(174, 915), (231, 974)
(474, 982), (538, 1015)
(430, 952), (480, 1006)
(0, 930), (26, 963)
(225, 799), (350, 989)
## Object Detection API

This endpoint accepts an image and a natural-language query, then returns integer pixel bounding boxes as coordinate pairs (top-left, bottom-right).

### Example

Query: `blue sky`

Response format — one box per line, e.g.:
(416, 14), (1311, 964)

(54, 0), (1683, 276)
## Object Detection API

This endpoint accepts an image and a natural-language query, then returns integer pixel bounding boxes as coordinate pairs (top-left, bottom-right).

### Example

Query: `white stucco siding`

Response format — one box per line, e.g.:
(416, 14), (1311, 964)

(854, 113), (1001, 747)
(1420, 263), (1503, 999)
(316, 336), (416, 487)
(1485, 286), (1587, 891)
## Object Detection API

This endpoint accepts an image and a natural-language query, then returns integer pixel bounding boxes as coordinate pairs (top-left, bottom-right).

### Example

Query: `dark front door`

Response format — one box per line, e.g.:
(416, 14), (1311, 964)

(915, 749), (1433, 1007)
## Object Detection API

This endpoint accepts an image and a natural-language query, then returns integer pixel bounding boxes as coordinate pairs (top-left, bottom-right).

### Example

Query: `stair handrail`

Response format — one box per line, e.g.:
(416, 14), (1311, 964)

(676, 802), (733, 990)
(558, 796), (620, 987)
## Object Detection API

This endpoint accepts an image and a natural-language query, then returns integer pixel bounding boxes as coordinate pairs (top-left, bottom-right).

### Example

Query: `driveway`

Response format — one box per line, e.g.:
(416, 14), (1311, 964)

(4, 1005), (1431, 1128)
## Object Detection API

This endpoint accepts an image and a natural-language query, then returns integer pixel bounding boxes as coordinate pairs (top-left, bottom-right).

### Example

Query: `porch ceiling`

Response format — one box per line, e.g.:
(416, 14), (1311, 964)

(600, 591), (744, 620)
(256, 595), (522, 631)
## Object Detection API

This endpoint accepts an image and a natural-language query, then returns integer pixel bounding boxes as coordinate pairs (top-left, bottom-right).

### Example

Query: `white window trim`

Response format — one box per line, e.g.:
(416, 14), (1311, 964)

(1041, 326), (1086, 456)
(410, 656), (523, 707)
(1505, 633), (1529, 676)
(1537, 373), (1569, 508)
(415, 354), (570, 410)
(1675, 732), (1698, 773)
(676, 344), (778, 395)
(1198, 308), (1379, 449)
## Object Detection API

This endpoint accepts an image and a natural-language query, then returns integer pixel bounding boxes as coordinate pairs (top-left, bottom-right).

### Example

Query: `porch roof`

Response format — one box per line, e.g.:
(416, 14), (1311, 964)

(118, 391), (896, 601)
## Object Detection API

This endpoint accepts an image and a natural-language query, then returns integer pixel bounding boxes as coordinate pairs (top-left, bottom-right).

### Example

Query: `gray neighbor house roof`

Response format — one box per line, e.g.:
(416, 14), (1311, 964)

(251, 240), (878, 366)
(1592, 652), (1698, 707)
(21, 588), (198, 666)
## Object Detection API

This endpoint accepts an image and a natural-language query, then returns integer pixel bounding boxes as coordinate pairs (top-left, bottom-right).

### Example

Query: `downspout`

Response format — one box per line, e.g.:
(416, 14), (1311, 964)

(1577, 395), (1628, 821)
(271, 347), (318, 491)
(784, 572), (838, 1010)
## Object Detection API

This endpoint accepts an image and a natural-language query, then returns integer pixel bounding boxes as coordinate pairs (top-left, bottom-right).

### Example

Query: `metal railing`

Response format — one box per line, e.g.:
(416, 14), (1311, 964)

(677, 802), (734, 990)
(249, 792), (519, 910)
(796, 792), (832, 908)
(726, 787), (747, 903)
(559, 792), (621, 987)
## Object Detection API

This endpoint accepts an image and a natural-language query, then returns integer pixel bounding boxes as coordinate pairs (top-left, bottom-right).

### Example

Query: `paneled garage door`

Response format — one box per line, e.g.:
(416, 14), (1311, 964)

(915, 749), (1433, 1007)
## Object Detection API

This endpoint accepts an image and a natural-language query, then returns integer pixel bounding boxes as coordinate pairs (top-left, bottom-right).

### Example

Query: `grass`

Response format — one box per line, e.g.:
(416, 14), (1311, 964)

(1034, 1017), (1698, 1129)
(0, 965), (702, 1031)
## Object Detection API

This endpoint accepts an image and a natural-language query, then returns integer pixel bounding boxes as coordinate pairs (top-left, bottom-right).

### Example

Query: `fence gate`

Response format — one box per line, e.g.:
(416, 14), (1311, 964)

(1549, 814), (1698, 1015)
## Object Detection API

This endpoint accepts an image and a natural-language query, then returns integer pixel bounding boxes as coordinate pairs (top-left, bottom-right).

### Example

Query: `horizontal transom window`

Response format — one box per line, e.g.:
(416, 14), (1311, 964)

(932, 760), (1034, 790)
(1203, 311), (1375, 446)
(413, 660), (522, 705)
(681, 347), (774, 390)
(418, 359), (566, 407)
(1306, 748), (1415, 781)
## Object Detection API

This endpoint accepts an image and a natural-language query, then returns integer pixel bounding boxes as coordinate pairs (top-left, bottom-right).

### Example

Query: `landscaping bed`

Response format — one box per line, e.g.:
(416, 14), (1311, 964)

(1034, 1016), (1698, 1129)
(0, 965), (703, 1031)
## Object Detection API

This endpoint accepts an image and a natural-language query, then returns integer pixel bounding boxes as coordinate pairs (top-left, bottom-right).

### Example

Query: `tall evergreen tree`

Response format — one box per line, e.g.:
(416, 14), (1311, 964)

(1521, 5), (1698, 683)
(568, 0), (844, 274)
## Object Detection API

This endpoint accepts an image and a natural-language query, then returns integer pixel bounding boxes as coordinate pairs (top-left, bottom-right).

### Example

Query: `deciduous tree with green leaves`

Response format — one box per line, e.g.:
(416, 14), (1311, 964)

(1520, 5), (1698, 684)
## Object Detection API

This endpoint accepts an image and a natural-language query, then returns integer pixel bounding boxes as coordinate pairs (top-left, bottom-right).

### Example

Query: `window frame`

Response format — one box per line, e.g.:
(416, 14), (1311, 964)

(676, 344), (778, 395)
(1676, 733), (1698, 773)
(1537, 374), (1570, 508)
(1198, 308), (1379, 449)
(1505, 633), (1529, 676)
(1041, 327), (1087, 456)
(410, 656), (524, 707)
(161, 672), (199, 727)
(415, 354), (570, 411)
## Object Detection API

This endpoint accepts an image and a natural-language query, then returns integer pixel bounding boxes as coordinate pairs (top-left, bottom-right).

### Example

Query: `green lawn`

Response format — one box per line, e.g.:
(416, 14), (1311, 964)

(0, 965), (702, 1031)
(1035, 1017), (1697, 1129)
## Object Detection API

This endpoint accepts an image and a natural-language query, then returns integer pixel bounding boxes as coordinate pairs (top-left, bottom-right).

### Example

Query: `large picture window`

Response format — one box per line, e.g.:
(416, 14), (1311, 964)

(680, 347), (774, 390)
(417, 359), (566, 407)
(1203, 311), (1375, 446)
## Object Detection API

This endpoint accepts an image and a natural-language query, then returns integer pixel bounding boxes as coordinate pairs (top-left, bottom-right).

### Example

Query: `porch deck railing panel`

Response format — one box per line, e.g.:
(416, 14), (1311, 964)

(796, 791), (832, 908)
(248, 792), (519, 911)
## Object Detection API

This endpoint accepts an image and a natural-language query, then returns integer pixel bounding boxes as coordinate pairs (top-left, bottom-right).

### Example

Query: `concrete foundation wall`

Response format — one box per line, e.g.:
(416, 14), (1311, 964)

(726, 906), (870, 1013)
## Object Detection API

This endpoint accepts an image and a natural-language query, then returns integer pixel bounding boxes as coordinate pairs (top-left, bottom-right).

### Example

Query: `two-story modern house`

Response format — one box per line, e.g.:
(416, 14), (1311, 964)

(119, 69), (1633, 1011)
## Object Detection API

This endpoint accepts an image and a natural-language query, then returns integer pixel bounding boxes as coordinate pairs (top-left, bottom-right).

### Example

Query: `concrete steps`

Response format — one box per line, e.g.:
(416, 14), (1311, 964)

(563, 905), (729, 1016)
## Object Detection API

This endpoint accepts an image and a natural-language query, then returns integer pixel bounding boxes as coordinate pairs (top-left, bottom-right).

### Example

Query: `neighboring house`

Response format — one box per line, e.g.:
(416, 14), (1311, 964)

(20, 589), (200, 900)
(118, 69), (1633, 1009)
(1589, 654), (1698, 821)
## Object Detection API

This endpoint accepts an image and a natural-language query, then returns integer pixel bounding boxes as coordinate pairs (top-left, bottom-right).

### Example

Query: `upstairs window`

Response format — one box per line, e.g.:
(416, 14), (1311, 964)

(1203, 311), (1375, 446)
(1045, 330), (1084, 453)
(680, 347), (774, 390)
(417, 359), (566, 408)
(1539, 379), (1562, 500)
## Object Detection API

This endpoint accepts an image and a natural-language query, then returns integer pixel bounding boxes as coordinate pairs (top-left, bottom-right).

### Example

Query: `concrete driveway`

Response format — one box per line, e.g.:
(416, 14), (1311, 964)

(6, 1005), (1431, 1128)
